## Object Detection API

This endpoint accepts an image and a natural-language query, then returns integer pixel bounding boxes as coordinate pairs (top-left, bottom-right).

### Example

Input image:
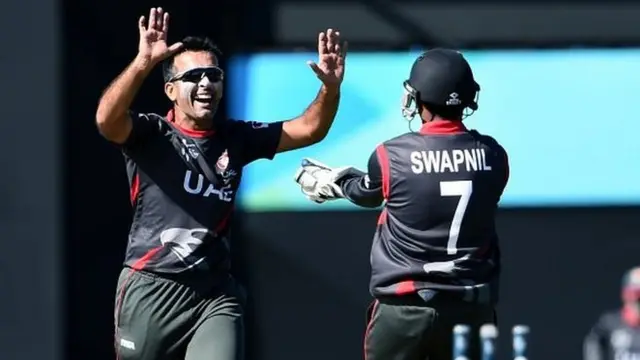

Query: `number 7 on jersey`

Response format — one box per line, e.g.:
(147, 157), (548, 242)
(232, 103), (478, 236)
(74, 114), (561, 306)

(439, 180), (473, 255)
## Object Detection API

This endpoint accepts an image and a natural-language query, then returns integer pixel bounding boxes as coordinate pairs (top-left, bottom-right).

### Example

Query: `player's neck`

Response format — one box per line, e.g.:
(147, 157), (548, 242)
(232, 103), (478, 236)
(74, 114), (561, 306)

(421, 116), (460, 124)
(622, 303), (640, 326)
(173, 109), (214, 131)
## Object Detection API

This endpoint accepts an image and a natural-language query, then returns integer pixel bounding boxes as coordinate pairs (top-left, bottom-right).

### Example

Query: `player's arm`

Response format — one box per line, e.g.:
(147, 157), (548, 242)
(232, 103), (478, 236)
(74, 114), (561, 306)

(276, 29), (347, 153)
(95, 58), (153, 144)
(583, 319), (607, 360)
(500, 147), (510, 197)
(95, 7), (182, 145)
(335, 149), (384, 208)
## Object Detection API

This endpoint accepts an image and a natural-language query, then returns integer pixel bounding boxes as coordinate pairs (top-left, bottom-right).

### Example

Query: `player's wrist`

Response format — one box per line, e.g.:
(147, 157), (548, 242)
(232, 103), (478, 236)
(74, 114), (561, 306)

(320, 84), (341, 97)
(131, 54), (157, 74)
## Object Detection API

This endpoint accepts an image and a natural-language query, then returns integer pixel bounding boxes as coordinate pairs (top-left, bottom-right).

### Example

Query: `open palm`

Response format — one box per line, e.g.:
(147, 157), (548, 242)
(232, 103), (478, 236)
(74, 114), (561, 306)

(137, 7), (183, 65)
(307, 28), (348, 88)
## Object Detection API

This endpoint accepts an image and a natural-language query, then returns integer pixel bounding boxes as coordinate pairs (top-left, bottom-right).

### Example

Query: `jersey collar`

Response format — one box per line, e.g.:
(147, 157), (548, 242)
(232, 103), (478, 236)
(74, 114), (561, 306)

(419, 120), (467, 135)
(166, 109), (215, 138)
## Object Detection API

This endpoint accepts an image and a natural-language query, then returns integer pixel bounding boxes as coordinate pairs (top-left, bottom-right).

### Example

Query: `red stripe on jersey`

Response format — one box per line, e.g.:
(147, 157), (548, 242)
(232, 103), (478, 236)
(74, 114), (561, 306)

(395, 280), (417, 295)
(215, 206), (234, 234)
(129, 173), (140, 205)
(131, 247), (163, 271)
(375, 145), (390, 199)
(377, 209), (388, 225)
(419, 120), (467, 135)
(166, 109), (215, 138)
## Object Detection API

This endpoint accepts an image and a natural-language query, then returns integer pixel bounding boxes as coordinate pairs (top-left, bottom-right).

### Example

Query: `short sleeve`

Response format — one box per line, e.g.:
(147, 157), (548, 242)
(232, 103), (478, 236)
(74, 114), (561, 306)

(502, 147), (510, 188)
(471, 131), (509, 196)
(121, 111), (164, 151)
(231, 120), (283, 165)
(583, 316), (608, 360)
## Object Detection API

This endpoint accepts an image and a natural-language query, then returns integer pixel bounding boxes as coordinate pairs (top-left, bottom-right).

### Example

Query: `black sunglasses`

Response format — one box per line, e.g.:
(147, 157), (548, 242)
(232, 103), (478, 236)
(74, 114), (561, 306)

(167, 66), (224, 83)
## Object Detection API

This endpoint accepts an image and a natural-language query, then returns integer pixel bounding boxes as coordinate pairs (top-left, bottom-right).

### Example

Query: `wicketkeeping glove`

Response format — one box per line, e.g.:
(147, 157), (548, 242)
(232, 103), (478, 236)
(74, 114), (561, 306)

(293, 158), (365, 204)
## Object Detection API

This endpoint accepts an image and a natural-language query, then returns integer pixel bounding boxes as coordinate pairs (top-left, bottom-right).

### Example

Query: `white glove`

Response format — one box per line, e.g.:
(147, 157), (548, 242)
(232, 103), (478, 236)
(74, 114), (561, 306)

(293, 158), (365, 204)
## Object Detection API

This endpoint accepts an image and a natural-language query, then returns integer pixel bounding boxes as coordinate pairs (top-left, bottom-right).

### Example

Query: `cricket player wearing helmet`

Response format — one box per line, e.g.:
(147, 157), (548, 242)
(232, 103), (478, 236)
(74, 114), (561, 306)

(585, 266), (640, 360)
(294, 48), (510, 360)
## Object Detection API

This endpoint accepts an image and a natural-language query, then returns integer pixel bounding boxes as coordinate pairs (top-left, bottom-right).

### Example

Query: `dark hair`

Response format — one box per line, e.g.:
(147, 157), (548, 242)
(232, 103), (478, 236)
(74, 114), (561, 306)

(422, 102), (464, 121)
(162, 36), (223, 82)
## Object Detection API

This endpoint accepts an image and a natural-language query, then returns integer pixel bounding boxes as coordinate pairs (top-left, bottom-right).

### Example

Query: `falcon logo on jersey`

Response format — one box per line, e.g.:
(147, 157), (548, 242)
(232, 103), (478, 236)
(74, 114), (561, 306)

(160, 227), (208, 268)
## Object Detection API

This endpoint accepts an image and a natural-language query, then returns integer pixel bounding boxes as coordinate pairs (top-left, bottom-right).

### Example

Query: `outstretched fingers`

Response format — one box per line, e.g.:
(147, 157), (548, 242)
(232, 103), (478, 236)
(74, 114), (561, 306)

(148, 8), (158, 30)
(138, 15), (146, 33)
(161, 12), (170, 35)
(317, 31), (328, 55)
(326, 28), (336, 53)
(307, 61), (324, 78)
(140, 7), (171, 38)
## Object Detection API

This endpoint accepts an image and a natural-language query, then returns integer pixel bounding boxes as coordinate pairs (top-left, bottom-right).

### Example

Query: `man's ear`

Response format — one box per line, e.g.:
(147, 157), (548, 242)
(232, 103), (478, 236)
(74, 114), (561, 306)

(164, 82), (177, 101)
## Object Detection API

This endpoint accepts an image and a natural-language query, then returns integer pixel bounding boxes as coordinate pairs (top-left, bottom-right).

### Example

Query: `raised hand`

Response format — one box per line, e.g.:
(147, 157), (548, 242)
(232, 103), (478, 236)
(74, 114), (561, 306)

(307, 29), (348, 89)
(137, 7), (183, 66)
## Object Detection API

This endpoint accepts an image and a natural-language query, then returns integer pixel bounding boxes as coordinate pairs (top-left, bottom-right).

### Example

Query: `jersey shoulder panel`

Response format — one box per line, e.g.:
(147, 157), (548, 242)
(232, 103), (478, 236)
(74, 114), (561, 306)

(468, 129), (506, 152)
(381, 131), (422, 147)
(145, 112), (177, 132)
(599, 310), (623, 327)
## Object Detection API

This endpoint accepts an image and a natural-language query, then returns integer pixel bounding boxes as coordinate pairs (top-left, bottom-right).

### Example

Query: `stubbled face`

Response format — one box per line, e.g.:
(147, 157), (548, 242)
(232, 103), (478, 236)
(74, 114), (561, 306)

(164, 51), (224, 121)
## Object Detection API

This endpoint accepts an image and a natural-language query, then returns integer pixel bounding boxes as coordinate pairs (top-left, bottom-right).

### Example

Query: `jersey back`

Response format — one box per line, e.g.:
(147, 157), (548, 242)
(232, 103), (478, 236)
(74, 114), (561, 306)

(371, 124), (508, 303)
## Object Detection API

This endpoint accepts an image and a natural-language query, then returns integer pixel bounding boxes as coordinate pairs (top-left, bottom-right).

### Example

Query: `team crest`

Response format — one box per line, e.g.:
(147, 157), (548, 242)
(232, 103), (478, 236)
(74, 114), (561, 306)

(215, 150), (238, 183)
(216, 150), (229, 173)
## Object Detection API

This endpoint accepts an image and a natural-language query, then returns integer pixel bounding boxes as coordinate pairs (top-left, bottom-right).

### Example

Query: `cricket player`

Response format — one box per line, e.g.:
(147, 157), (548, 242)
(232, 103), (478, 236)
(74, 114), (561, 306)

(95, 7), (346, 360)
(584, 266), (640, 360)
(294, 49), (509, 360)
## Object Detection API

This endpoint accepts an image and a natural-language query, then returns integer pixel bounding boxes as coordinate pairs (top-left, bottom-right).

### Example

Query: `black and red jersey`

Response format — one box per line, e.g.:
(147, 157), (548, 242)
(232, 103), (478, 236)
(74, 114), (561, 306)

(119, 110), (282, 284)
(338, 120), (509, 304)
(585, 308), (640, 360)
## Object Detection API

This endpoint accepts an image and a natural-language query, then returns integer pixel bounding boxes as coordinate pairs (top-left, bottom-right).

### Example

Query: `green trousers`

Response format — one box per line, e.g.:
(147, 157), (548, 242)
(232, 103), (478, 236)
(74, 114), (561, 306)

(114, 268), (244, 360)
